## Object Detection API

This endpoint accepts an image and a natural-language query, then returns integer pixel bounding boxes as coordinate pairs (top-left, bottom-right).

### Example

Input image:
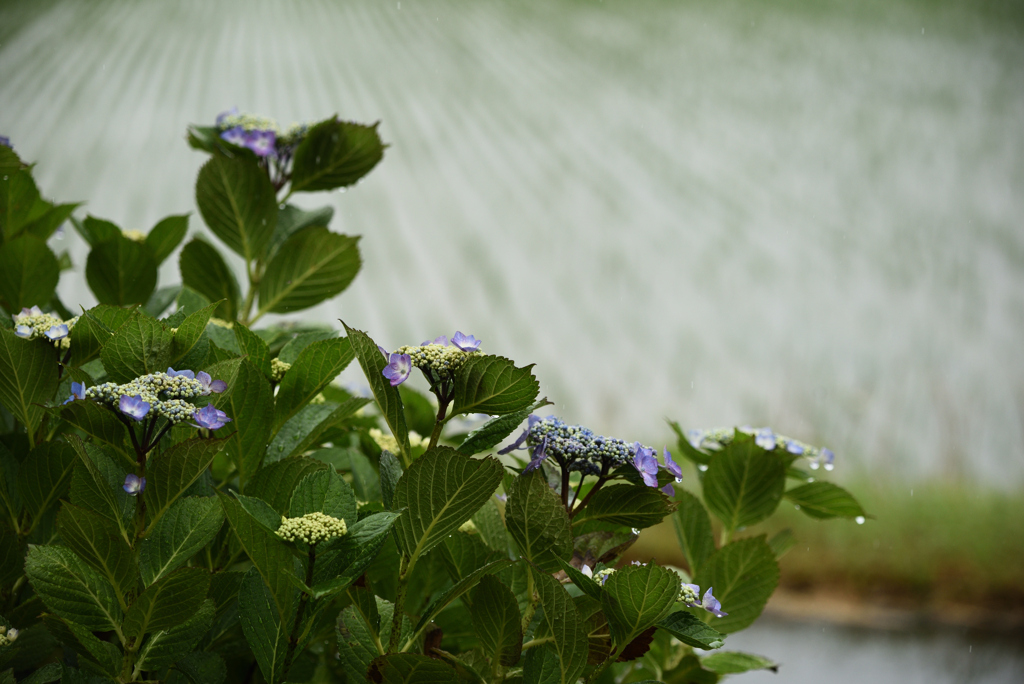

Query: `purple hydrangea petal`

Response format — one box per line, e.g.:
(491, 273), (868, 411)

(220, 126), (247, 146)
(702, 587), (728, 617)
(786, 441), (805, 455)
(451, 331), (482, 352)
(15, 325), (32, 338)
(421, 335), (449, 346)
(378, 345), (389, 358)
(190, 404), (232, 430)
(119, 395), (150, 421)
(63, 381), (87, 405)
(167, 367), (196, 380)
(382, 353), (412, 386)
(44, 325), (69, 341)
(821, 448), (834, 469)
(245, 130), (276, 157)
(755, 428), (776, 451)
(522, 436), (549, 474)
(660, 483), (675, 497)
(123, 474), (146, 495)
(0, 136), (11, 149)
(216, 107), (239, 126)
(196, 371), (227, 394)
(663, 447), (683, 479)
(632, 444), (659, 488)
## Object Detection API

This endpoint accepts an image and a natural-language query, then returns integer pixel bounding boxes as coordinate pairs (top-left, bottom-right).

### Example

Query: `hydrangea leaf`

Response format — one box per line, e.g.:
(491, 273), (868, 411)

(139, 496), (224, 585)
(195, 151), (277, 264)
(601, 563), (680, 648)
(232, 322), (272, 379)
(471, 495), (510, 554)
(144, 285), (181, 318)
(656, 611), (726, 650)
(277, 330), (337, 364)
(257, 227), (360, 315)
(24, 545), (122, 632)
(40, 615), (121, 677)
(367, 654), (457, 684)
(66, 437), (134, 534)
(18, 441), (76, 520)
(73, 215), (120, 246)
(238, 567), (289, 684)
(702, 431), (786, 534)
(267, 203), (334, 259)
(206, 358), (274, 487)
(144, 437), (226, 534)
(170, 301), (219, 364)
(178, 238), (240, 321)
(99, 311), (173, 383)
(532, 572), (588, 684)
(572, 484), (675, 533)
(456, 400), (550, 456)
(409, 559), (514, 644)
(784, 482), (868, 520)
(311, 511), (403, 598)
(668, 419), (713, 466)
(343, 323), (410, 463)
(701, 651), (778, 674)
(469, 575), (522, 667)
(505, 471), (572, 574)
(693, 536), (779, 634)
(392, 447), (504, 567)
(379, 450), (403, 510)
(145, 214), (189, 265)
(245, 457), (328, 513)
(289, 468), (358, 526)
(272, 336), (354, 432)
(85, 234), (158, 306)
(0, 326), (58, 441)
(134, 599), (215, 672)
(673, 489), (716, 576)
(170, 651), (228, 684)
(57, 502), (137, 601)
(67, 303), (136, 368)
(767, 528), (796, 559)
(267, 397), (370, 464)
(0, 234), (60, 311)
(219, 493), (295, 620)
(556, 559), (604, 602)
(123, 567), (211, 637)
(451, 355), (540, 417)
(290, 118), (385, 193)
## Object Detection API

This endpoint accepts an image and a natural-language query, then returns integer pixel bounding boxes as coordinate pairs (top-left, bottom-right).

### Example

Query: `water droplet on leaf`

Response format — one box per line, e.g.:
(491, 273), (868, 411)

(855, 516), (865, 524)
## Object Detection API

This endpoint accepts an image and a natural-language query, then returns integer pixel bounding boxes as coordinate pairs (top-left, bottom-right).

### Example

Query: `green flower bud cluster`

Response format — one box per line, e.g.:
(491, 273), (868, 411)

(122, 229), (146, 242)
(593, 568), (616, 586)
(0, 625), (18, 647)
(678, 583), (699, 606)
(271, 358), (291, 381)
(276, 512), (347, 545)
(396, 343), (479, 381)
(369, 428), (426, 454)
(85, 372), (212, 424)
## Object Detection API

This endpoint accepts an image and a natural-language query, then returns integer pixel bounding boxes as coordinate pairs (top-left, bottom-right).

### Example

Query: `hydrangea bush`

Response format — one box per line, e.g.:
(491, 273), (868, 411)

(0, 119), (865, 683)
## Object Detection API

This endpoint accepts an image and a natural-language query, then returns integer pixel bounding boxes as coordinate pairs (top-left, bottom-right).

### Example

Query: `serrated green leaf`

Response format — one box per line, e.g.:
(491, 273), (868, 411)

(533, 572), (587, 684)
(22, 202), (79, 242)
(178, 239), (240, 321)
(66, 437), (134, 537)
(67, 304), (133, 368)
(124, 567), (210, 637)
(784, 481), (867, 520)
(0, 523), (24, 586)
(0, 326), (58, 434)
(25, 545), (122, 631)
(767, 528), (795, 559)
(439, 532), (496, 583)
(656, 611), (725, 650)
(273, 337), (354, 432)
(145, 437), (225, 534)
(572, 484), (674, 532)
(257, 227), (360, 316)
(393, 447), (504, 567)
(99, 311), (173, 383)
(139, 496), (224, 585)
(85, 235), (158, 306)
(601, 563), (679, 648)
(693, 536), (779, 634)
(456, 402), (546, 456)
(673, 490), (716, 576)
(556, 559), (603, 602)
(235, 493), (284, 535)
(205, 358), (273, 486)
(144, 285), (181, 318)
(134, 599), (215, 672)
(289, 468), (357, 526)
(344, 324), (410, 463)
(409, 559), (514, 644)
(61, 401), (130, 459)
(170, 301), (219, 364)
(246, 457), (328, 512)
(229, 323), (270, 380)
(75, 216), (121, 245)
(195, 152), (277, 264)
(57, 503), (136, 601)
(700, 651), (777, 674)
(170, 651), (227, 684)
(145, 214), (189, 265)
(19, 441), (76, 519)
(268, 203), (334, 259)
(367, 654), (456, 684)
(702, 432), (785, 533)
(452, 355), (539, 417)
(41, 615), (121, 677)
(471, 496), (509, 554)
(469, 575), (522, 667)
(0, 234), (60, 312)
(238, 567), (288, 684)
(380, 451), (403, 510)
(311, 511), (402, 598)
(276, 330), (337, 364)
(290, 118), (385, 193)
(267, 397), (370, 463)
(505, 471), (572, 574)
(218, 493), (294, 618)
(1, 167), (40, 241)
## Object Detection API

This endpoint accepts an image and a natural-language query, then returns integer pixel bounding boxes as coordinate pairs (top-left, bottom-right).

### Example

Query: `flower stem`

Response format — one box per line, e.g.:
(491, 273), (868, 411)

(568, 477), (607, 521)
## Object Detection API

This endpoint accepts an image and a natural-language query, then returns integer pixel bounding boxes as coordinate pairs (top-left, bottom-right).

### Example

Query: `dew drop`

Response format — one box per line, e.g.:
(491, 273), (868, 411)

(808, 477), (815, 482)
(793, 505), (800, 510)
(698, 464), (708, 472)
(855, 516), (865, 525)
(674, 477), (682, 484)
(824, 463), (834, 471)
(631, 528), (640, 535)
(809, 462), (820, 470)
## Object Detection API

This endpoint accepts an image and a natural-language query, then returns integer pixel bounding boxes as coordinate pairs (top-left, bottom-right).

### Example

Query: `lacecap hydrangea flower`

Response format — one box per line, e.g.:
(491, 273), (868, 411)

(380, 331), (483, 386)
(679, 583), (728, 618)
(11, 306), (79, 348)
(688, 426), (835, 471)
(215, 108), (307, 159)
(500, 415), (637, 477)
(276, 512), (347, 545)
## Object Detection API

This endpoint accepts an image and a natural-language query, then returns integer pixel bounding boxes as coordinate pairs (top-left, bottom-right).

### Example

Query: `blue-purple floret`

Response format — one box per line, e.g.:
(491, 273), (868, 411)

(688, 426), (836, 471)
(123, 474), (146, 495)
(382, 353), (412, 387)
(500, 415), (635, 476)
(119, 395), (150, 421)
(632, 444), (660, 487)
(0, 136), (11, 149)
(190, 404), (232, 430)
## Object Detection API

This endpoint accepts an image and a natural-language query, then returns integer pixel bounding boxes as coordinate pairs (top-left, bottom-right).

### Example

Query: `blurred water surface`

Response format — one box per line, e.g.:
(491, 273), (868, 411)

(2, 0), (1023, 482)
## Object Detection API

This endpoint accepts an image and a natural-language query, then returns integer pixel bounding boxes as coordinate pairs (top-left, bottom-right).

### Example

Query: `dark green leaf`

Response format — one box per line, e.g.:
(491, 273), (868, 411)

(410, 559), (514, 643)
(144, 285), (181, 318)
(556, 559), (603, 602)
(601, 563), (679, 647)
(61, 400), (130, 457)
(290, 118), (385, 193)
(218, 493), (294, 618)
(532, 572), (587, 684)
(289, 468), (358, 526)
(41, 615), (121, 677)
(784, 482), (868, 520)
(0, 327), (58, 434)
(702, 432), (785, 533)
(767, 528), (796, 559)
(207, 358), (274, 486)
(505, 471), (572, 573)
(66, 303), (134, 368)
(452, 355), (539, 417)
(311, 511), (402, 598)
(700, 651), (777, 674)
(367, 654), (456, 684)
(471, 496), (509, 554)
(75, 216), (120, 246)
(19, 441), (75, 519)
(145, 214), (189, 265)
(57, 503), (136, 599)
(277, 330), (337, 364)
(99, 311), (173, 383)
(0, 235), (59, 311)
(456, 402), (547, 456)
(85, 235), (158, 306)
(257, 227), (360, 315)
(235, 494), (284, 535)
(231, 323), (271, 379)
(178, 239), (240, 321)
(380, 450), (403, 510)
(139, 496), (224, 585)
(134, 599), (215, 672)
(268, 203), (334, 258)
(195, 152), (277, 263)
(656, 611), (725, 650)
(24, 545), (122, 631)
(393, 447), (504, 566)
(66, 436), (134, 535)
(170, 301), (219, 364)
(245, 456), (328, 512)
(238, 567), (288, 684)
(123, 567), (210, 637)
(273, 336), (354, 431)
(145, 437), (225, 533)
(343, 323), (410, 462)
(171, 651), (227, 684)
(693, 536), (779, 634)
(469, 575), (522, 667)
(668, 420), (712, 466)
(267, 398), (370, 463)
(673, 490), (716, 576)
(21, 202), (79, 242)
(573, 484), (674, 532)
(398, 385), (436, 438)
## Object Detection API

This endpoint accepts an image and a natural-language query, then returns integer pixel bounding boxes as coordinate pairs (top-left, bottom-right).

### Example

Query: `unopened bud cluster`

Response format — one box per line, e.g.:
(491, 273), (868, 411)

(11, 306), (78, 348)
(271, 358), (291, 381)
(529, 417), (636, 475)
(688, 426), (835, 471)
(369, 428), (426, 454)
(395, 343), (478, 381)
(85, 372), (217, 424)
(276, 512), (347, 545)
(678, 583), (699, 606)
(0, 625), (18, 647)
